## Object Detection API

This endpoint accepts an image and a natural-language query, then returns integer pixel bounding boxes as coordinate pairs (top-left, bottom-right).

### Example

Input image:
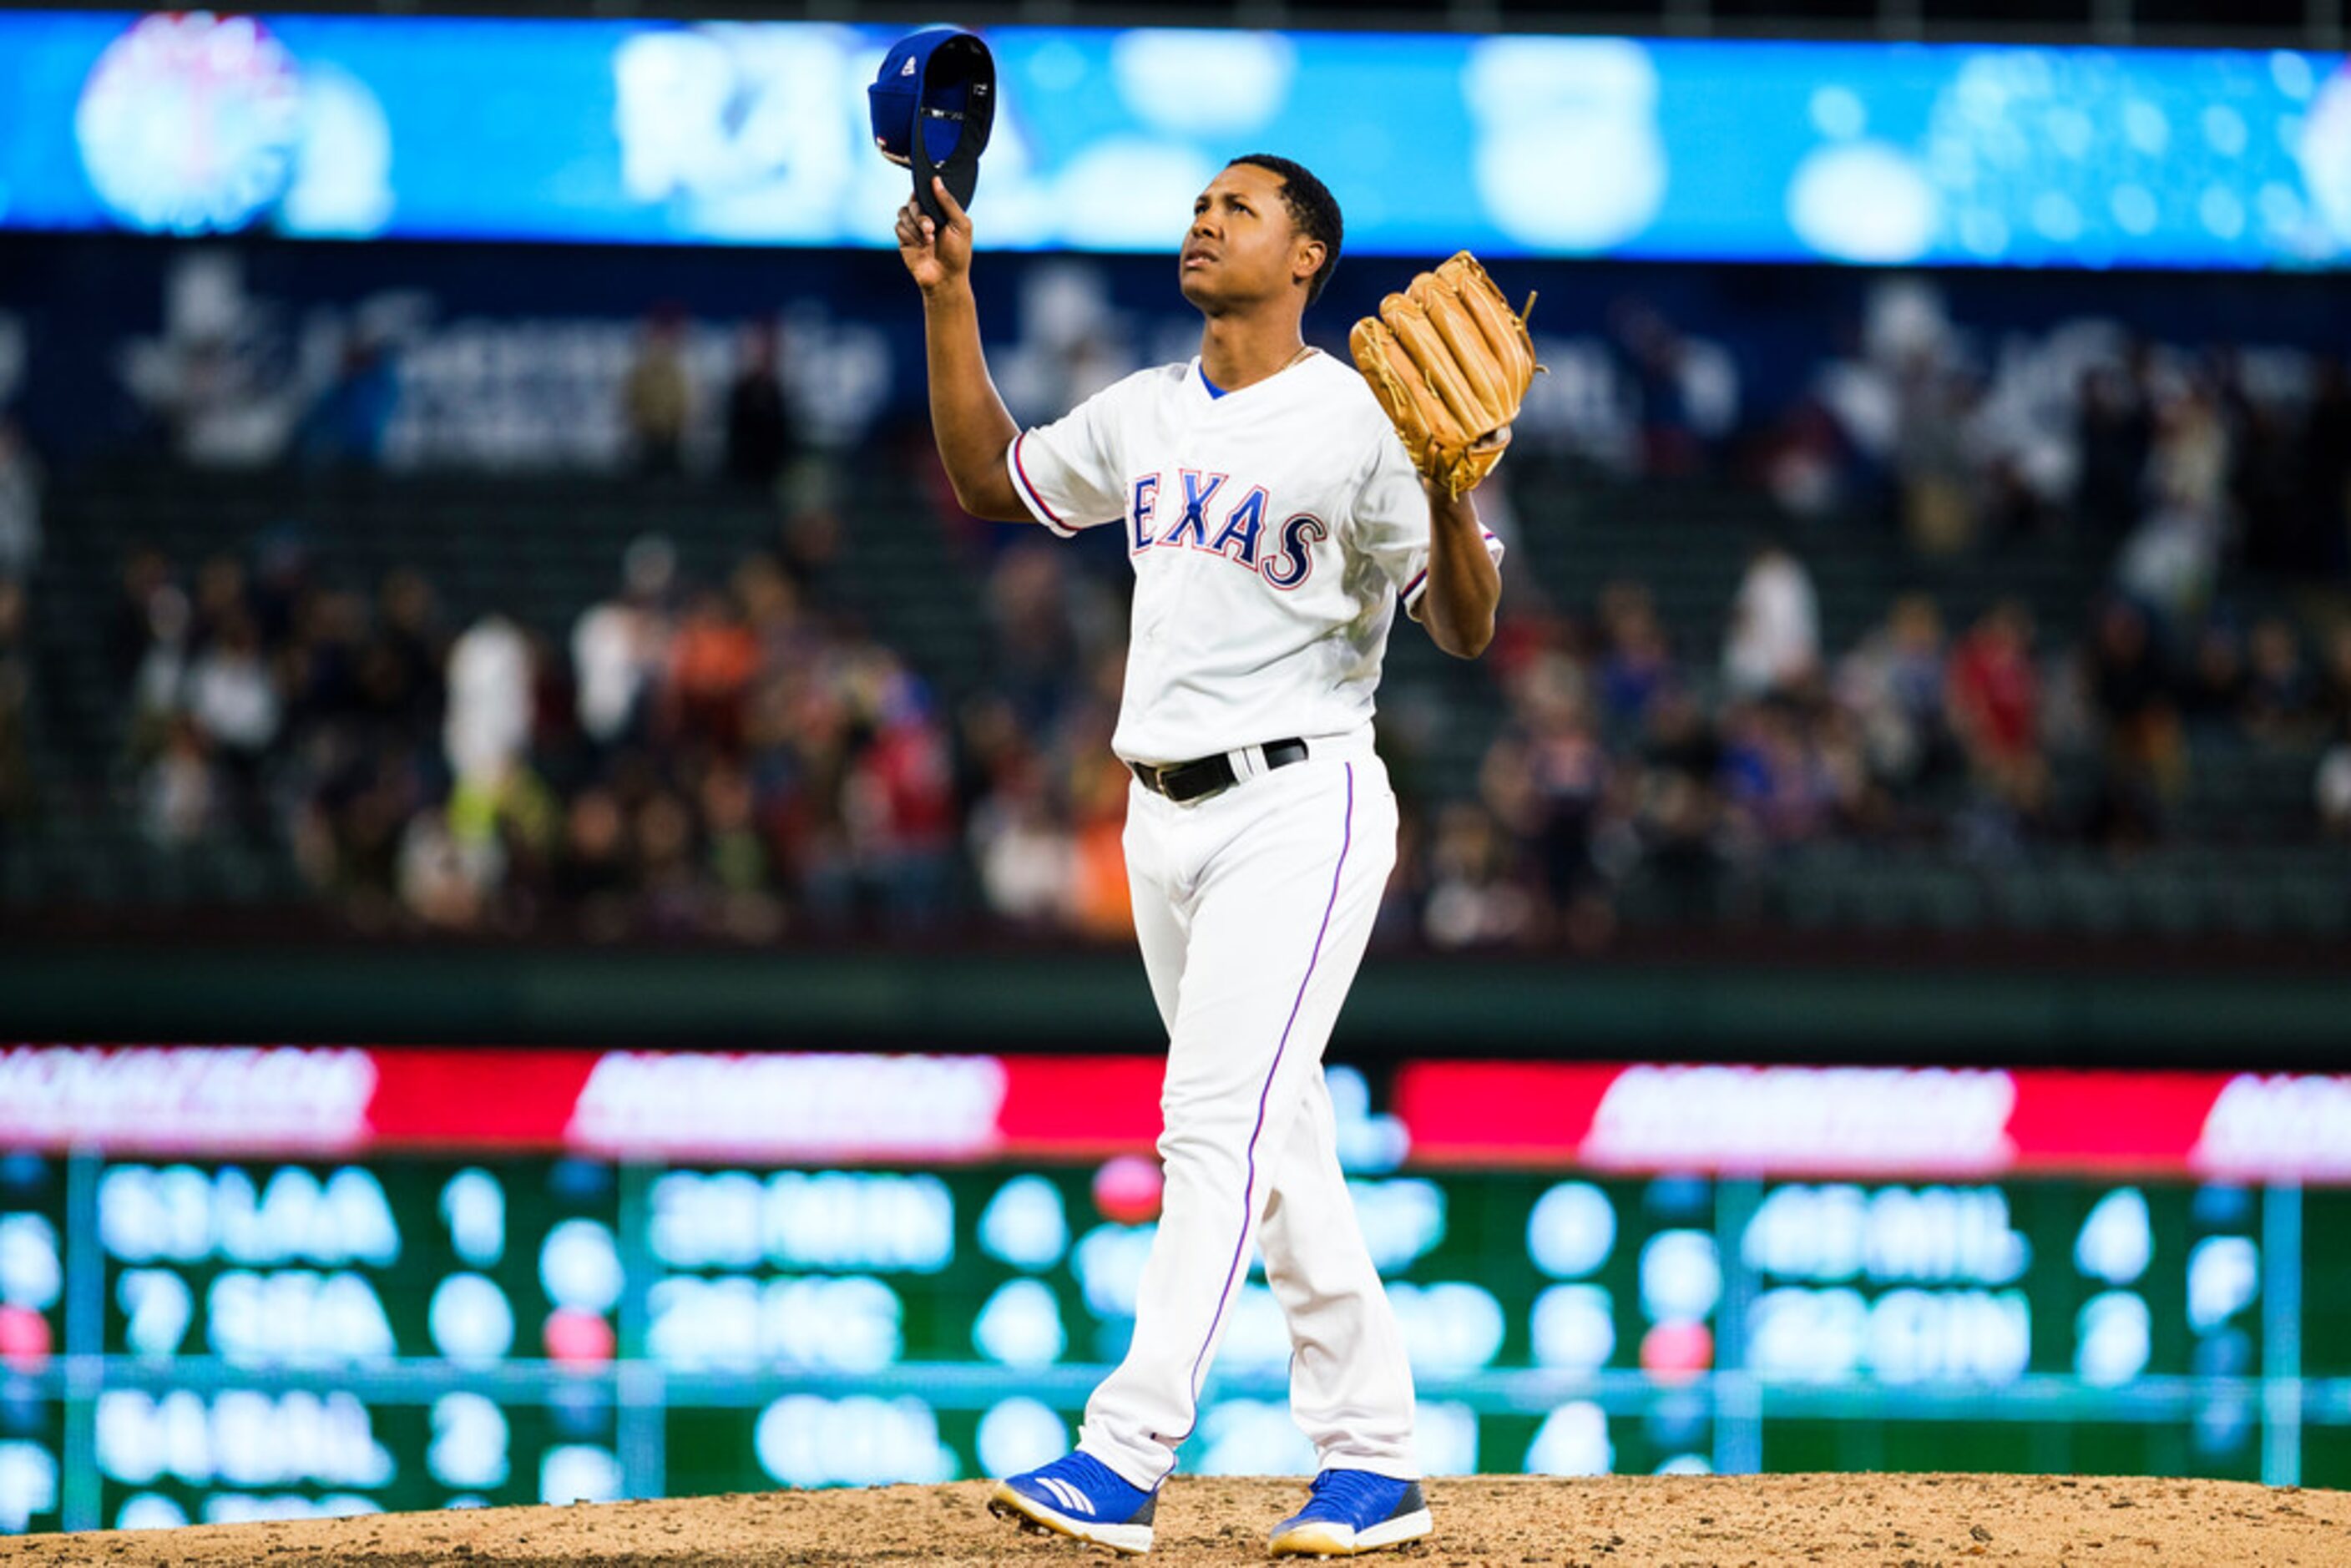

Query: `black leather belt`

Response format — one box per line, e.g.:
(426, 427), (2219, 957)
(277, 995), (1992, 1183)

(1130, 738), (1309, 803)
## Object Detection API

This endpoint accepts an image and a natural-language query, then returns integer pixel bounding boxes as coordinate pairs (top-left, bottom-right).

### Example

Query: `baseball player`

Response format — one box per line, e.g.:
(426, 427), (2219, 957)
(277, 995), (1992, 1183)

(895, 154), (1521, 1557)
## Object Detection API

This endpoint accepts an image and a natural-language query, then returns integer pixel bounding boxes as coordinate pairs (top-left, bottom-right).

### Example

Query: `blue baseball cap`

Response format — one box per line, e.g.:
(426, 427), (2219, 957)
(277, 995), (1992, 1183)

(869, 28), (995, 221)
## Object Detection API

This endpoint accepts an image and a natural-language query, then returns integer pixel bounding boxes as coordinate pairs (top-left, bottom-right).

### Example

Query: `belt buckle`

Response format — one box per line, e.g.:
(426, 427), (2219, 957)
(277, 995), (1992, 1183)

(1158, 755), (1223, 803)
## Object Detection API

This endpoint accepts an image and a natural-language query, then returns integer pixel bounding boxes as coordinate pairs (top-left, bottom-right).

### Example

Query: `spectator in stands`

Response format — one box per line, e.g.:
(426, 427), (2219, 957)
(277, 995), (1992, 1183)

(438, 613), (558, 928)
(143, 715), (217, 846)
(2318, 725), (2351, 841)
(954, 689), (1027, 806)
(2086, 598), (2183, 847)
(183, 611), (280, 841)
(1625, 732), (1727, 923)
(292, 751), (417, 923)
(449, 755), (561, 933)
(2073, 353), (2151, 541)
(623, 309), (691, 476)
(1421, 802), (1535, 948)
(723, 321), (793, 489)
(846, 657), (958, 930)
(968, 751), (1078, 930)
(282, 588), (371, 753)
(1595, 581), (1676, 731)
(110, 548), (174, 685)
(628, 788), (704, 937)
(126, 582), (192, 760)
(1946, 599), (2046, 821)
(665, 587), (759, 756)
(1719, 701), (1831, 845)
(552, 787), (633, 939)
(2120, 380), (2232, 625)
(2220, 350), (2302, 578)
(1722, 544), (1819, 700)
(190, 553), (249, 650)
(299, 332), (397, 469)
(248, 529), (312, 653)
(397, 805), (488, 930)
(1893, 357), (1979, 556)
(2241, 615), (2318, 745)
(377, 569), (450, 744)
(1835, 593), (1949, 793)
(745, 650), (845, 927)
(2180, 620), (2248, 735)
(736, 554), (819, 681)
(1610, 300), (1735, 479)
(1484, 650), (1610, 923)
(1641, 687), (1720, 792)
(700, 761), (781, 940)
(2088, 600), (2177, 741)
(445, 615), (533, 787)
(1064, 748), (1136, 943)
(0, 419), (40, 584)
(1758, 396), (1856, 524)
(771, 502), (845, 600)
(987, 544), (1084, 731)
(573, 536), (675, 753)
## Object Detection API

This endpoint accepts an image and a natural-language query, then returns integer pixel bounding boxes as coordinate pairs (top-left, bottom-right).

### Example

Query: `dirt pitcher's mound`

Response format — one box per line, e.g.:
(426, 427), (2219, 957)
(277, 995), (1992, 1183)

(2, 1474), (2346, 1566)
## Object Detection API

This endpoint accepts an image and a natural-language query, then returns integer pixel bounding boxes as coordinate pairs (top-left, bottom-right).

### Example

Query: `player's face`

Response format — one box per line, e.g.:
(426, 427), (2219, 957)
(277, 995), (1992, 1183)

(1180, 164), (1319, 312)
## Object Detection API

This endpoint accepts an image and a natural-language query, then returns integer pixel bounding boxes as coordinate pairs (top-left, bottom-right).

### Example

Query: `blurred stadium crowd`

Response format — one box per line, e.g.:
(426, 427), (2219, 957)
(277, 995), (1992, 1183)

(10, 273), (2351, 948)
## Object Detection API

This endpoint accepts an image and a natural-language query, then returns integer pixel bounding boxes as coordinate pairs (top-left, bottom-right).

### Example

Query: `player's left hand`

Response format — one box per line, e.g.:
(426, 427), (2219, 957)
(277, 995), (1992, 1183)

(1428, 425), (1511, 499)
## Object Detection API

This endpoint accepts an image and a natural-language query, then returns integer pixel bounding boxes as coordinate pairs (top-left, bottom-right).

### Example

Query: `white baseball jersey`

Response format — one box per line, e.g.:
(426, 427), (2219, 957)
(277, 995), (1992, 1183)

(1004, 351), (1505, 764)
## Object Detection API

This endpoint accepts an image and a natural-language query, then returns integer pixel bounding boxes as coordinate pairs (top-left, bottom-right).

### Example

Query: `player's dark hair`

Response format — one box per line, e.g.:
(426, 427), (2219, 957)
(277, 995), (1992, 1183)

(1226, 153), (1342, 306)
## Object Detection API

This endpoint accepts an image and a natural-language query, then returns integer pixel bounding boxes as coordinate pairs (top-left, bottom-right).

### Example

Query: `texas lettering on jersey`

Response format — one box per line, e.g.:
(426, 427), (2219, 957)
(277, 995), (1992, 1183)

(1003, 352), (1504, 762)
(1130, 470), (1327, 591)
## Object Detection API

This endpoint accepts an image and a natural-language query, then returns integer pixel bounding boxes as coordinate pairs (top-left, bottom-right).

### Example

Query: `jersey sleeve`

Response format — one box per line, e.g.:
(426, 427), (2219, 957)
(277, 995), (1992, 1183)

(1352, 429), (1507, 614)
(1004, 378), (1132, 538)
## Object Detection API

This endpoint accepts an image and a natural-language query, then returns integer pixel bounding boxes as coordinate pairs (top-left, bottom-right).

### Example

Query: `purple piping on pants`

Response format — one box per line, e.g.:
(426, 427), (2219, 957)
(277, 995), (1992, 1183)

(1163, 761), (1354, 1469)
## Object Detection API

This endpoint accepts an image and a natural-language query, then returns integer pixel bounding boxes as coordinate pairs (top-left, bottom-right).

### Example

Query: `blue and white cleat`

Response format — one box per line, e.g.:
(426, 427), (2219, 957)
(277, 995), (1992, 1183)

(1267, 1469), (1433, 1557)
(988, 1451), (1159, 1555)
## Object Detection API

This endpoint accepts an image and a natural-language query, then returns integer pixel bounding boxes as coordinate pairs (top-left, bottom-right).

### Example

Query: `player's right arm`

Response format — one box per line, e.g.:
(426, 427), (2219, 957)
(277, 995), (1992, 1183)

(897, 175), (1029, 522)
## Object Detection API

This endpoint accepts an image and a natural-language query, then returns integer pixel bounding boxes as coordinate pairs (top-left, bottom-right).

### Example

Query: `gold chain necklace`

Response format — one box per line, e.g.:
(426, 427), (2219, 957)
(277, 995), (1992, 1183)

(1207, 343), (1315, 392)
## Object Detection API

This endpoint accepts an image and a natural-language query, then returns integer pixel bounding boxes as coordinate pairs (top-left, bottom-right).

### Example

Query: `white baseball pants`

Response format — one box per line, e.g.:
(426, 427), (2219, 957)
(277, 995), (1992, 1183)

(1077, 737), (1419, 1490)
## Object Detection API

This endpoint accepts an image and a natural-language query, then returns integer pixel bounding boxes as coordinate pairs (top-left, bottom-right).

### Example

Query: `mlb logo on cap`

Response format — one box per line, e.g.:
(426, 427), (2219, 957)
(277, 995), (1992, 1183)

(868, 28), (995, 222)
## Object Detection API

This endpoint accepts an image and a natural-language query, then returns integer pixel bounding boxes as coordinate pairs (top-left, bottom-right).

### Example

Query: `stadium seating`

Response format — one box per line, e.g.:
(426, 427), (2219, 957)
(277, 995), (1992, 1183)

(9, 454), (2347, 940)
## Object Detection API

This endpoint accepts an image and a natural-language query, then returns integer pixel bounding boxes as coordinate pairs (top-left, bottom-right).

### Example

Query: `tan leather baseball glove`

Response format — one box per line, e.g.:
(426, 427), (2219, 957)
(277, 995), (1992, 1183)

(1349, 250), (1540, 499)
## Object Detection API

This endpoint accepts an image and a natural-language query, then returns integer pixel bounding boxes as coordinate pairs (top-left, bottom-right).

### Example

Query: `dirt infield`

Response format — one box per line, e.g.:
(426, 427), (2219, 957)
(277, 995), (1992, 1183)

(1, 1474), (2344, 1566)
